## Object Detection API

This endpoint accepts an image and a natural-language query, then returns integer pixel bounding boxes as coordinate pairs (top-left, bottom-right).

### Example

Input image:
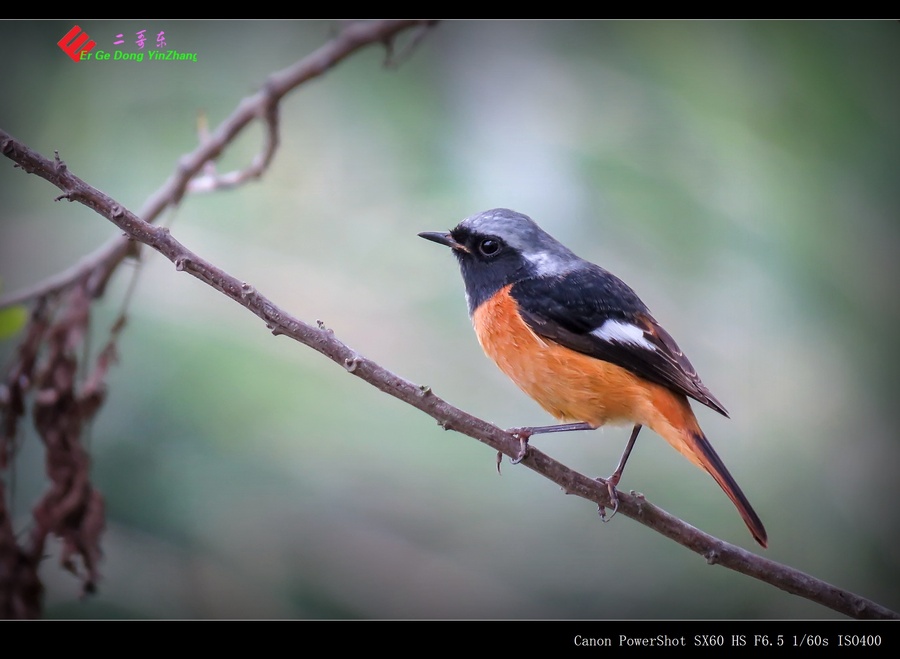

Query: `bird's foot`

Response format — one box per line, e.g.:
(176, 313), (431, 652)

(596, 473), (622, 523)
(506, 427), (533, 465)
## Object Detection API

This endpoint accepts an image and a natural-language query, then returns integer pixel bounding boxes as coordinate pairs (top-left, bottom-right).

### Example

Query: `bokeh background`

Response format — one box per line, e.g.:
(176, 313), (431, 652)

(1, 20), (898, 619)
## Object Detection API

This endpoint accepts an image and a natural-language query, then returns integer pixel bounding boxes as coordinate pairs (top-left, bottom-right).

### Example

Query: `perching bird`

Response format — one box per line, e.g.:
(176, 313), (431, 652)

(419, 208), (767, 547)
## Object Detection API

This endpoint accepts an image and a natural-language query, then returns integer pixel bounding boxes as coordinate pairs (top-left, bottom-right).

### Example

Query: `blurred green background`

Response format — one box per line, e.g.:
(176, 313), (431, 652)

(1, 20), (898, 619)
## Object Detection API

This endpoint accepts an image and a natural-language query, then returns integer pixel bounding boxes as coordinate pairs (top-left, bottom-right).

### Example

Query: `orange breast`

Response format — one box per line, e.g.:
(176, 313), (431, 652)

(472, 286), (701, 461)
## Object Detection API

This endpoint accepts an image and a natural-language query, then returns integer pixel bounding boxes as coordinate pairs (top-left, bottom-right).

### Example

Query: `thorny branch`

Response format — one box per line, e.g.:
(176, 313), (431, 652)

(0, 18), (435, 619)
(1, 19), (897, 621)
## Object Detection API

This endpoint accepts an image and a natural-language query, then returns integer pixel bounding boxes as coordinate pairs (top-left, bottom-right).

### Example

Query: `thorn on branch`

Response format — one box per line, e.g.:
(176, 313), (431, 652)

(418, 384), (432, 397)
(240, 282), (256, 299)
(54, 193), (74, 202)
(705, 549), (722, 565)
(174, 257), (189, 272)
(110, 205), (125, 219)
(53, 150), (67, 173)
(344, 354), (360, 373)
(316, 319), (334, 336)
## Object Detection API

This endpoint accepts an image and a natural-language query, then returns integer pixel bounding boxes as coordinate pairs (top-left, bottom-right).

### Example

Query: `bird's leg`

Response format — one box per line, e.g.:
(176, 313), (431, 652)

(598, 423), (642, 522)
(506, 422), (596, 464)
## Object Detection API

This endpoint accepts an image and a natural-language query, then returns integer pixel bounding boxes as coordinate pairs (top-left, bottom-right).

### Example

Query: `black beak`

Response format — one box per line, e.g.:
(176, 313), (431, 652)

(418, 231), (467, 252)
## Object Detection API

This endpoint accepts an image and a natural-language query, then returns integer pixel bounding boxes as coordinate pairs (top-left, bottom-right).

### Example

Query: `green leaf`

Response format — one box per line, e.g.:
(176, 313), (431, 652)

(0, 305), (28, 339)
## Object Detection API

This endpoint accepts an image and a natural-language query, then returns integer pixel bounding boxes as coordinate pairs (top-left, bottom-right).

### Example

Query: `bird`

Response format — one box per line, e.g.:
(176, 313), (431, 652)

(419, 208), (767, 547)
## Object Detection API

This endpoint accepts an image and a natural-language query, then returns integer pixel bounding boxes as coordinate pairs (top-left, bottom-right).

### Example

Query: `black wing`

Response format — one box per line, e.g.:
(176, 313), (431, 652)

(510, 266), (728, 417)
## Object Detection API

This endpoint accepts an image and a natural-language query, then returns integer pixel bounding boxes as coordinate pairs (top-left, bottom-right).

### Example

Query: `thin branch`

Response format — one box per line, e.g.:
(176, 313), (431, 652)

(0, 233), (132, 309)
(0, 19), (434, 311)
(185, 101), (279, 193)
(0, 131), (895, 621)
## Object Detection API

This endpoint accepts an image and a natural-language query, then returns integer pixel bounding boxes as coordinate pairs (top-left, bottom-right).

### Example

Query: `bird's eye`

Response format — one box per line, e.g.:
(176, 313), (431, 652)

(478, 238), (501, 256)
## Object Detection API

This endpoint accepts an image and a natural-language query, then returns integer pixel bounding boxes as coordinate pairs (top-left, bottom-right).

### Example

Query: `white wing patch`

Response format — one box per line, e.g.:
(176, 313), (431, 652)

(591, 319), (656, 351)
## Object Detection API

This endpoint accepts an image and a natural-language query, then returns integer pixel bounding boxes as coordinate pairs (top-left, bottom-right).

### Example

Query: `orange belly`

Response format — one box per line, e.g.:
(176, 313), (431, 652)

(472, 286), (703, 467)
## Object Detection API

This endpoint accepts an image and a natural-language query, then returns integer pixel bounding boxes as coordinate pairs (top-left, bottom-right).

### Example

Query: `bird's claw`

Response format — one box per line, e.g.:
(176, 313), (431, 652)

(509, 434), (529, 464)
(597, 475), (621, 523)
(503, 427), (532, 465)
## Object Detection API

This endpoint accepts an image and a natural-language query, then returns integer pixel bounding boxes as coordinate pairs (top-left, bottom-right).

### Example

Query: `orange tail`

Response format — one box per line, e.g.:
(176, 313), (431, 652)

(685, 429), (768, 548)
(648, 390), (768, 547)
